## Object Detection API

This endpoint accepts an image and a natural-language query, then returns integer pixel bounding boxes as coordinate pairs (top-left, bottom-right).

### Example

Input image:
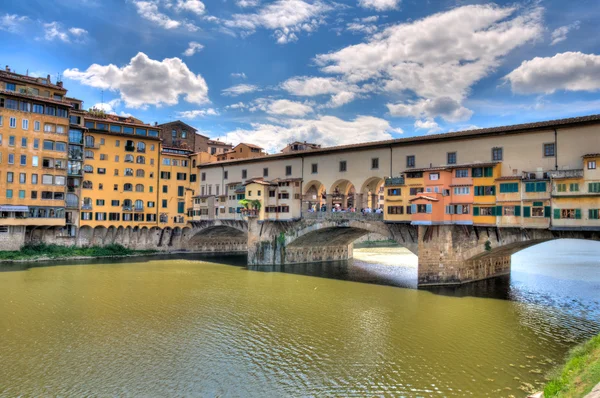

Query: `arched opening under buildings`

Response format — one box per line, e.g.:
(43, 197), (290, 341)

(329, 179), (356, 211)
(303, 180), (327, 212)
(360, 177), (385, 211)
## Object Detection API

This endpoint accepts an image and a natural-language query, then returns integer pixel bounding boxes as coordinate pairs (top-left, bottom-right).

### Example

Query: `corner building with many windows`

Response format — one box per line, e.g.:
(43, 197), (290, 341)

(0, 68), (71, 248)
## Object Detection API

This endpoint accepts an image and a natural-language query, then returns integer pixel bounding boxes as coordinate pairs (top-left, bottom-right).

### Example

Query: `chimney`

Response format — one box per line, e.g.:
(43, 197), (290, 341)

(47, 74), (51, 84)
(154, 122), (158, 126)
(5, 65), (10, 72)
(57, 81), (63, 88)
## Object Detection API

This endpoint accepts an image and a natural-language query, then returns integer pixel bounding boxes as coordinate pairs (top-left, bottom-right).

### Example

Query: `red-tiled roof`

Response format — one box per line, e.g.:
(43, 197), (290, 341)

(0, 70), (66, 91)
(583, 153), (600, 158)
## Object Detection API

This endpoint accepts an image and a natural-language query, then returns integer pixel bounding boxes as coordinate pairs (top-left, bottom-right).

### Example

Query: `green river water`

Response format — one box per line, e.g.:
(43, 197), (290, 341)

(0, 240), (599, 397)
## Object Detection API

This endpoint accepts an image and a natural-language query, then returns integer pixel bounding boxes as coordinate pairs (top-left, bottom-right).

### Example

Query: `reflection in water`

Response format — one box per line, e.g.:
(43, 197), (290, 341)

(0, 239), (599, 397)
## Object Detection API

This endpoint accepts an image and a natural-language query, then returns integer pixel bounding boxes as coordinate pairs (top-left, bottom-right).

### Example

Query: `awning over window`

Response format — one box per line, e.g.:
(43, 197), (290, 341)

(0, 205), (29, 212)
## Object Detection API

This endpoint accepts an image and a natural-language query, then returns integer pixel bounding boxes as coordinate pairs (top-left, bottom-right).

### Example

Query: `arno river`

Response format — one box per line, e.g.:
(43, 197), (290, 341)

(0, 240), (599, 397)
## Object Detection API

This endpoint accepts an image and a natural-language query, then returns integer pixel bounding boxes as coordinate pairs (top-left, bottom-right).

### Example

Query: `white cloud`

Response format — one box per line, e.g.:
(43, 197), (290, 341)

(183, 41), (204, 56)
(282, 76), (357, 96)
(236, 0), (259, 7)
(225, 115), (402, 153)
(231, 72), (247, 79)
(414, 119), (442, 134)
(177, 108), (219, 119)
(64, 52), (209, 108)
(550, 21), (580, 45)
(346, 22), (378, 35)
(91, 99), (122, 113)
(176, 0), (205, 15)
(0, 14), (28, 33)
(68, 27), (88, 36)
(326, 91), (356, 108)
(315, 4), (543, 121)
(266, 99), (313, 116)
(43, 22), (72, 42)
(358, 0), (400, 11)
(222, 83), (259, 96)
(505, 52), (600, 95)
(225, 102), (248, 110)
(224, 0), (333, 44)
(387, 97), (473, 122)
(133, 0), (198, 31)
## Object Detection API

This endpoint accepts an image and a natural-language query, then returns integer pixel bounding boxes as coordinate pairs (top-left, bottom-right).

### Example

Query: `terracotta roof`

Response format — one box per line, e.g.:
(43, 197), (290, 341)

(238, 142), (264, 149)
(0, 70), (66, 91)
(409, 195), (439, 202)
(199, 114), (600, 168)
(157, 120), (199, 133)
(583, 153), (600, 158)
(208, 139), (232, 146)
(0, 89), (73, 107)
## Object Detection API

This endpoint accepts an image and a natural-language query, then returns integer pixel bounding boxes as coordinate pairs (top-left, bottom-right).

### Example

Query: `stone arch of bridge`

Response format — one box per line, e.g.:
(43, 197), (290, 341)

(285, 220), (418, 255)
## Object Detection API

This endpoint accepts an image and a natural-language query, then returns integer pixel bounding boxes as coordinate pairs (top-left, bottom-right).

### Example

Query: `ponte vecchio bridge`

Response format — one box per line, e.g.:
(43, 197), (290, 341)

(186, 115), (600, 286)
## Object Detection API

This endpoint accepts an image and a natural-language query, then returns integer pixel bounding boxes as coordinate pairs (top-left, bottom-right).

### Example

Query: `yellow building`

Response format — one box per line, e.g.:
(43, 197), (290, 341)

(471, 163), (501, 226)
(158, 146), (195, 227)
(383, 176), (411, 223)
(551, 154), (600, 229)
(216, 143), (266, 161)
(0, 68), (71, 248)
(80, 111), (161, 228)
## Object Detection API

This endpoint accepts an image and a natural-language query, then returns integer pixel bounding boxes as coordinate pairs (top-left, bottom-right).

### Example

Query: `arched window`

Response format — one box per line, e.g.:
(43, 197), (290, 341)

(136, 155), (145, 164)
(85, 136), (94, 147)
(82, 180), (93, 189)
(82, 197), (92, 209)
(123, 199), (132, 210)
(137, 142), (146, 152)
(66, 193), (78, 208)
(83, 165), (93, 173)
(135, 184), (144, 192)
(125, 168), (133, 176)
(84, 150), (94, 159)
(124, 183), (133, 191)
(134, 200), (143, 210)
(136, 169), (145, 177)
(125, 154), (134, 163)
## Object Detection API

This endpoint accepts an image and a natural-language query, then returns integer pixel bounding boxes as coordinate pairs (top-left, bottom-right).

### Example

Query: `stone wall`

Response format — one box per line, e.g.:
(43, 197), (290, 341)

(0, 226), (26, 251)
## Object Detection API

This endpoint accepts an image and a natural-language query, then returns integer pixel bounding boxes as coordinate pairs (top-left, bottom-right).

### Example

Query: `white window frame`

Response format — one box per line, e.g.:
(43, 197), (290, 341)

(9, 117), (16, 128)
(22, 119), (29, 130)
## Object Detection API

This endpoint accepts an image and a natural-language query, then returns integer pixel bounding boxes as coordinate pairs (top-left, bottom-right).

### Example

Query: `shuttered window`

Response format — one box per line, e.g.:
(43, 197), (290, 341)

(499, 183), (519, 193)
(523, 206), (531, 218)
(589, 183), (600, 193)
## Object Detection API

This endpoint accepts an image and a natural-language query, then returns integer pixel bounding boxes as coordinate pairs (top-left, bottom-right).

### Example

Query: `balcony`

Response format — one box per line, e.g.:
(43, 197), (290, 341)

(134, 206), (144, 212)
(125, 146), (135, 152)
(81, 204), (92, 210)
(137, 148), (146, 153)
(122, 205), (133, 211)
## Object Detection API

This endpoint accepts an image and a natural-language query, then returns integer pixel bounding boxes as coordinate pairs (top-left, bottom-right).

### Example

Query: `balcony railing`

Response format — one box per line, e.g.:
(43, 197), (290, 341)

(137, 148), (146, 153)
(125, 146), (135, 152)
(122, 206), (133, 211)
(81, 204), (92, 210)
(134, 207), (144, 212)
(303, 211), (383, 221)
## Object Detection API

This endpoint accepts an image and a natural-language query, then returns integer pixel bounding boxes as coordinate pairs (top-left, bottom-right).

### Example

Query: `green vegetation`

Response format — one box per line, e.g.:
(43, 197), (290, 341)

(0, 243), (156, 261)
(544, 333), (600, 397)
(354, 239), (400, 248)
(238, 199), (261, 210)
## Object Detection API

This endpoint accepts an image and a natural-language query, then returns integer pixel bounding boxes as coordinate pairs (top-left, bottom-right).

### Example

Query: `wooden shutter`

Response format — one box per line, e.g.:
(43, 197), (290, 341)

(496, 206), (502, 216)
(426, 204), (432, 214)
(575, 209), (582, 219)
(544, 206), (551, 218)
(515, 205), (521, 216)
(523, 206), (531, 218)
(473, 206), (480, 216)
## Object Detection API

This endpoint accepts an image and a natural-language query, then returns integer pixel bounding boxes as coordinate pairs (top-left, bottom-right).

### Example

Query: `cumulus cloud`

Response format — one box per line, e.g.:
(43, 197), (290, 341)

(0, 14), (28, 33)
(177, 108), (219, 118)
(236, 0), (259, 7)
(183, 41), (204, 56)
(315, 4), (543, 122)
(265, 99), (313, 116)
(224, 0), (333, 44)
(91, 99), (122, 114)
(387, 97), (473, 122)
(225, 115), (402, 153)
(64, 52), (209, 108)
(176, 0), (206, 15)
(550, 21), (580, 45)
(358, 0), (400, 11)
(414, 119), (442, 134)
(325, 91), (356, 108)
(133, 0), (198, 31)
(504, 52), (600, 95)
(222, 83), (259, 96)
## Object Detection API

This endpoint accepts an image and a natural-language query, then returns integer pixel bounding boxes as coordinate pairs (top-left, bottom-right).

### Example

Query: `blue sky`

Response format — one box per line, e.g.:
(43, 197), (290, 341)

(1, 0), (599, 152)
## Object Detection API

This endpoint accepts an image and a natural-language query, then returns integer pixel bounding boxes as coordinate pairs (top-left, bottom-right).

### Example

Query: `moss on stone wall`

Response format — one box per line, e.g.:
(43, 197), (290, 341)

(0, 243), (156, 261)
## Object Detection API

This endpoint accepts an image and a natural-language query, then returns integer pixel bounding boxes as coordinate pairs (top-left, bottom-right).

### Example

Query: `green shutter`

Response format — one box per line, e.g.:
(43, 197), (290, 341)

(544, 206), (551, 218)
(513, 183), (519, 192)
(491, 186), (496, 195)
(473, 206), (480, 216)
(575, 209), (582, 219)
(536, 182), (546, 192)
(533, 201), (543, 207)
(589, 209), (595, 219)
(554, 208), (561, 219)
(496, 206), (502, 216)
(525, 182), (535, 192)
(515, 205), (521, 216)
(523, 206), (531, 218)
(484, 167), (493, 177)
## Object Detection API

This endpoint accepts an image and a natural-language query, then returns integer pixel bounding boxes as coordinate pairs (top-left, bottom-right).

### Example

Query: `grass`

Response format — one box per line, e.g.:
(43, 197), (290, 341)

(353, 239), (400, 248)
(544, 333), (600, 397)
(0, 243), (156, 261)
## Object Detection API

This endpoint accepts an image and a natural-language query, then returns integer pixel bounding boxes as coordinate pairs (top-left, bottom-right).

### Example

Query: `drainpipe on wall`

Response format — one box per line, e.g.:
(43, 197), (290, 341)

(389, 145), (393, 177)
(554, 129), (558, 170)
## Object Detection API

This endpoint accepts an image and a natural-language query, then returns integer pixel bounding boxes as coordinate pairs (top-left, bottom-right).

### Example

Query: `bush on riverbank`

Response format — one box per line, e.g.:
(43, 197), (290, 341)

(353, 239), (400, 248)
(544, 333), (600, 397)
(0, 243), (156, 261)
